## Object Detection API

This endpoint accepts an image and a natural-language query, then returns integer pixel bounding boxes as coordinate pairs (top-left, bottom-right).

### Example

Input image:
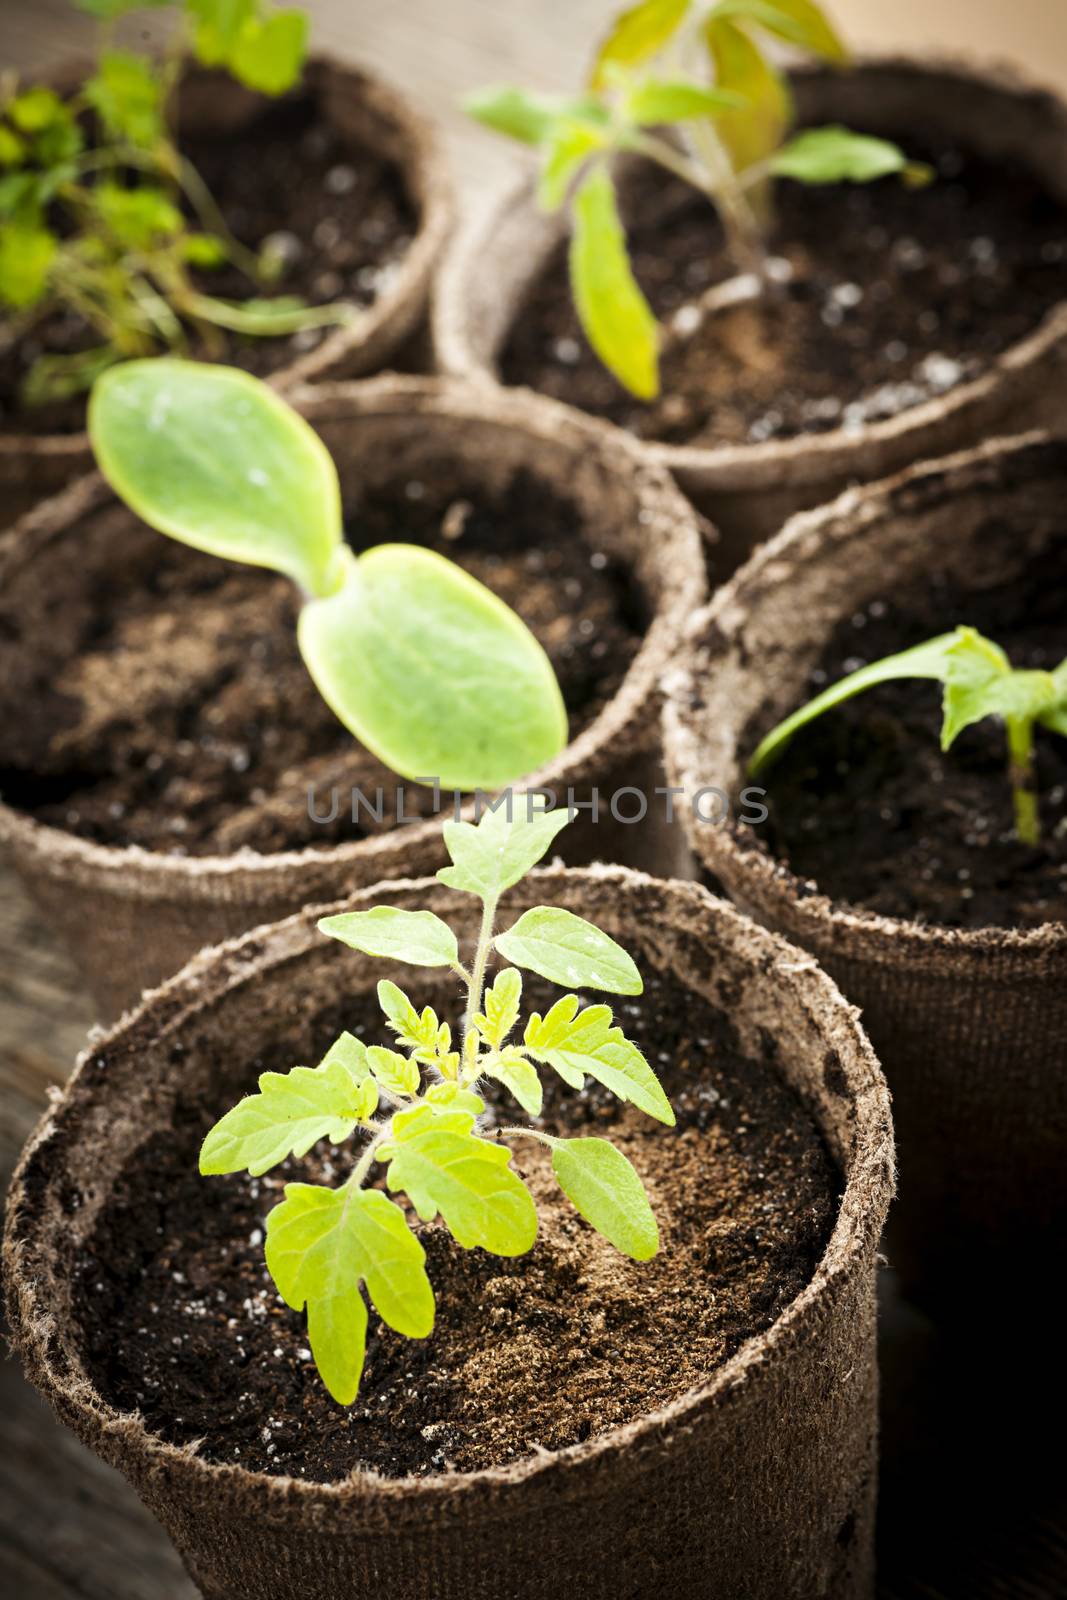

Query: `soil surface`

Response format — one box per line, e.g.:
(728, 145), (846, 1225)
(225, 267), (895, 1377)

(748, 539), (1067, 930)
(72, 969), (839, 1481)
(502, 135), (1067, 448)
(0, 92), (416, 436)
(0, 469), (643, 854)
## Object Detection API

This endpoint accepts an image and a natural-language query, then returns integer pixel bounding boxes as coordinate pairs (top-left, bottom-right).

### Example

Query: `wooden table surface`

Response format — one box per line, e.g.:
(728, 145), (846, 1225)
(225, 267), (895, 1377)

(2, 1), (1066, 1596)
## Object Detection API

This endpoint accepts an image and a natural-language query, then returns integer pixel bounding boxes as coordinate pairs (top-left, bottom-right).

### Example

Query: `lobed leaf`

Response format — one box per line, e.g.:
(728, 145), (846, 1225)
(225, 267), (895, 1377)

(483, 1049), (544, 1116)
(299, 544), (568, 791)
(385, 1126), (538, 1254)
(525, 1001), (674, 1123)
(475, 967), (523, 1048)
(367, 1045), (422, 1099)
(438, 801), (571, 901)
(377, 979), (441, 1052)
(89, 361), (342, 598)
(319, 906), (459, 968)
(266, 1183), (434, 1404)
(569, 163), (659, 400)
(496, 905), (643, 994)
(551, 1137), (659, 1259)
(590, 0), (692, 89)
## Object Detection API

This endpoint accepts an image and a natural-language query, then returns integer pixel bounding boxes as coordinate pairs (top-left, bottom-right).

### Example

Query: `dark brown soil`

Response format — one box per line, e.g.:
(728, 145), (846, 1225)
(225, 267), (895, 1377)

(747, 539), (1067, 930)
(72, 969), (839, 1481)
(502, 135), (1067, 447)
(0, 469), (643, 854)
(0, 92), (416, 436)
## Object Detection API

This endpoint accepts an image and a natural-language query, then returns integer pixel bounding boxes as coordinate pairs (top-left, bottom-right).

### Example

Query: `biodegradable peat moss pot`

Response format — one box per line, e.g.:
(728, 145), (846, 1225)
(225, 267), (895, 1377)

(0, 55), (453, 529)
(437, 57), (1067, 567)
(4, 866), (893, 1600)
(0, 375), (705, 1020)
(663, 432), (1067, 1317)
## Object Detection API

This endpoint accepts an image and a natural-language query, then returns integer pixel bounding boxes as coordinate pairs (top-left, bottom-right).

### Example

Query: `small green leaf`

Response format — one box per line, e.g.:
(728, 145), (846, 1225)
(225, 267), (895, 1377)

(770, 126), (926, 185)
(319, 907), (460, 969)
(0, 222), (56, 309)
(89, 361), (343, 599)
(496, 906), (643, 994)
(590, 0), (692, 89)
(704, 15), (791, 180)
(940, 630), (1059, 749)
(199, 1046), (374, 1177)
(538, 117), (610, 210)
(475, 968), (523, 1049)
(0, 127), (26, 166)
(8, 88), (65, 133)
(229, 11), (308, 95)
(426, 1081), (486, 1115)
(377, 980), (442, 1053)
(385, 1126), (538, 1254)
(749, 631), (966, 775)
(463, 86), (606, 146)
(367, 1046), (422, 1099)
(525, 1002), (674, 1124)
(298, 544), (568, 792)
(483, 1049), (543, 1116)
(266, 1184), (434, 1404)
(95, 183), (183, 247)
(569, 163), (659, 400)
(84, 51), (164, 147)
(181, 231), (229, 267)
(622, 76), (745, 125)
(551, 1137), (659, 1259)
(438, 802), (572, 901)
(707, 0), (848, 62)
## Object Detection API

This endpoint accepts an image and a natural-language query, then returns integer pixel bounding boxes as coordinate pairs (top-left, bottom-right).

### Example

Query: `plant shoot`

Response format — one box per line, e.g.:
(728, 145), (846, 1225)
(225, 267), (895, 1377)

(200, 805), (672, 1403)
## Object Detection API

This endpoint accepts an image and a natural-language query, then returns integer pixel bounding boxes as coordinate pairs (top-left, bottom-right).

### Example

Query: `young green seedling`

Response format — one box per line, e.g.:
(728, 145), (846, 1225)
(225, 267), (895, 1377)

(88, 358), (568, 789)
(466, 0), (930, 399)
(749, 625), (1067, 846)
(0, 0), (348, 406)
(200, 805), (672, 1404)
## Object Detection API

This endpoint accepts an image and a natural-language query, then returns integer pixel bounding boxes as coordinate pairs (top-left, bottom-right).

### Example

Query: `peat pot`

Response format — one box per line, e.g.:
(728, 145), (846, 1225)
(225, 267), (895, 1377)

(0, 55), (454, 528)
(4, 866), (894, 1600)
(663, 432), (1067, 1319)
(436, 57), (1067, 570)
(0, 376), (705, 1019)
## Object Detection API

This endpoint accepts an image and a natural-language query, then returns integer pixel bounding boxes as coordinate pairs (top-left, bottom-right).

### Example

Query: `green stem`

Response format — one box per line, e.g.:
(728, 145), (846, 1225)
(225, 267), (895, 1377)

(347, 1124), (391, 1190)
(461, 894), (498, 1081)
(632, 130), (764, 281)
(1007, 717), (1039, 845)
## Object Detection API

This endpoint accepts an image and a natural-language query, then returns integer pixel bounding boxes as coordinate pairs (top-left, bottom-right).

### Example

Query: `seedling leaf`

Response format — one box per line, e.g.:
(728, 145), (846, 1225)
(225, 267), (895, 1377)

(590, 0), (692, 89)
(266, 1184), (434, 1404)
(200, 1045), (378, 1177)
(707, 0), (848, 62)
(622, 76), (745, 125)
(385, 1127), (538, 1253)
(483, 1049), (544, 1116)
(229, 11), (308, 95)
(438, 802), (572, 900)
(496, 906), (643, 994)
(770, 126), (930, 185)
(88, 361), (342, 598)
(475, 967), (523, 1047)
(569, 163), (659, 400)
(551, 1137), (659, 1258)
(319, 907), (460, 969)
(367, 1046), (422, 1099)
(704, 15), (791, 178)
(525, 1002), (674, 1123)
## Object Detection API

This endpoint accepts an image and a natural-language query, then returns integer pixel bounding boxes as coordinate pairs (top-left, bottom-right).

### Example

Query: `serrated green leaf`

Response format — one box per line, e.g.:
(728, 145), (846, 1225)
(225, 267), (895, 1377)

(538, 117), (610, 210)
(707, 0), (848, 62)
(200, 1048), (375, 1177)
(463, 86), (606, 147)
(770, 126), (924, 185)
(551, 1137), (659, 1259)
(704, 15), (791, 181)
(590, 0), (692, 89)
(318, 1029), (371, 1081)
(483, 1048), (543, 1116)
(299, 544), (568, 792)
(385, 1126), (538, 1254)
(378, 980), (441, 1052)
(426, 1081), (486, 1114)
(367, 1046), (422, 1099)
(0, 222), (56, 309)
(569, 163), (659, 400)
(525, 1003), (674, 1123)
(622, 76), (745, 125)
(475, 967), (523, 1048)
(438, 802), (572, 901)
(229, 11), (308, 95)
(266, 1184), (434, 1404)
(749, 631), (966, 776)
(84, 51), (164, 148)
(496, 905), (643, 995)
(319, 907), (459, 968)
(89, 361), (342, 598)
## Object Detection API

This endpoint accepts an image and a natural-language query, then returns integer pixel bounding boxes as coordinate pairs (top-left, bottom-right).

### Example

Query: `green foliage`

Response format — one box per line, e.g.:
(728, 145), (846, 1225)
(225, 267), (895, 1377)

(465, 0), (925, 399)
(89, 360), (568, 790)
(202, 805), (671, 1403)
(495, 905), (644, 994)
(749, 625), (1067, 846)
(0, 0), (330, 407)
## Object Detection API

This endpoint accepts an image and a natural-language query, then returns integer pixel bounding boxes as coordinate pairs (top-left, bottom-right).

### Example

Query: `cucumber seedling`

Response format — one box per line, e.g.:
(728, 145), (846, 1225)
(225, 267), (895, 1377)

(200, 805), (672, 1403)
(749, 625), (1067, 846)
(0, 0), (349, 406)
(88, 358), (568, 790)
(466, 0), (930, 399)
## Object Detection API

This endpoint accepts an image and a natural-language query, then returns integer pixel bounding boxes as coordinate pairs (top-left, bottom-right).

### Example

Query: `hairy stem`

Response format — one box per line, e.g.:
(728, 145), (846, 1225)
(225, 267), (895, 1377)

(347, 1124), (391, 1190)
(462, 894), (498, 1075)
(1007, 716), (1039, 845)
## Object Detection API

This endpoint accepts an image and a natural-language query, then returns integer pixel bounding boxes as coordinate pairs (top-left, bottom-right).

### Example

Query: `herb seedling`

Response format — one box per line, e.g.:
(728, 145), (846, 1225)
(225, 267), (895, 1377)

(749, 625), (1067, 846)
(466, 0), (930, 399)
(200, 804), (672, 1403)
(0, 0), (349, 406)
(88, 358), (568, 789)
